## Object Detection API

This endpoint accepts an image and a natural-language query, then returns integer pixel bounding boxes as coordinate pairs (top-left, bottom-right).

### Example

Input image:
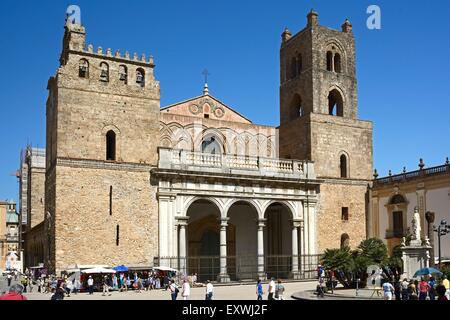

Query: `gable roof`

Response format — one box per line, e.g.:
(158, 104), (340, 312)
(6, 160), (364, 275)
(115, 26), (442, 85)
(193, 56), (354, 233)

(161, 93), (253, 124)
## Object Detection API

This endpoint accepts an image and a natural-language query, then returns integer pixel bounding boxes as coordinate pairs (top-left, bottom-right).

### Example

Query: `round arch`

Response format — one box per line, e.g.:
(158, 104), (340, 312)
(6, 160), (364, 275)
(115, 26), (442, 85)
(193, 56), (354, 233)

(183, 196), (224, 218)
(338, 150), (350, 178)
(327, 86), (346, 117)
(262, 200), (296, 220)
(224, 199), (262, 218)
(194, 128), (227, 154)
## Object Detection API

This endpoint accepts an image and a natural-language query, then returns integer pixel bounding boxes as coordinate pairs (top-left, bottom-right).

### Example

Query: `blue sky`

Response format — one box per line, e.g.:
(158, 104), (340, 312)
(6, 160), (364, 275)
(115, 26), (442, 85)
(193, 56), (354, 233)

(0, 0), (449, 203)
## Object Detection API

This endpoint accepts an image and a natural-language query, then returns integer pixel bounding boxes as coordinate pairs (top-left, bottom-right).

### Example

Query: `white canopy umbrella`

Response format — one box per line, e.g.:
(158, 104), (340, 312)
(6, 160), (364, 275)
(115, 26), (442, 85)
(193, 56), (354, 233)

(153, 266), (178, 272)
(81, 267), (116, 274)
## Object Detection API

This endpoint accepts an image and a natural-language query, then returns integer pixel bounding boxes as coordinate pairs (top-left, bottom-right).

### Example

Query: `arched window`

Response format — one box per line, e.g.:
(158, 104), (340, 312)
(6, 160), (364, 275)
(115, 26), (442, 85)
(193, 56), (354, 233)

(79, 59), (89, 78)
(326, 51), (333, 71)
(136, 68), (145, 87)
(340, 154), (348, 178)
(290, 57), (297, 79)
(289, 94), (303, 121)
(297, 53), (303, 75)
(334, 53), (341, 73)
(100, 62), (109, 82)
(328, 89), (344, 117)
(119, 65), (128, 84)
(106, 130), (116, 161)
(340, 234), (350, 248)
(201, 136), (221, 154)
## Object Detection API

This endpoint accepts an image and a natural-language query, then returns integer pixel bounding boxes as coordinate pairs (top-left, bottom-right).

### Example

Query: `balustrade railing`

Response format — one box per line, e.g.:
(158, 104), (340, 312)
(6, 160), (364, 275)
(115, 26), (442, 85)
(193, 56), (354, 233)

(158, 148), (315, 179)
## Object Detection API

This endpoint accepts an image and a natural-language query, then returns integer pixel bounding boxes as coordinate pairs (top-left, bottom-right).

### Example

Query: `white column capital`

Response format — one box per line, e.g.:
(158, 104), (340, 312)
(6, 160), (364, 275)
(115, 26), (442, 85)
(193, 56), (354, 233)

(257, 219), (267, 228)
(175, 216), (189, 227)
(219, 217), (230, 227)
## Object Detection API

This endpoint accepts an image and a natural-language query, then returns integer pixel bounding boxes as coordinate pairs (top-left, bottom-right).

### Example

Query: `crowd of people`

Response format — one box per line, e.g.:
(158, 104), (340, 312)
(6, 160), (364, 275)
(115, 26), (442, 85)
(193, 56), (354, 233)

(381, 275), (449, 301)
(314, 264), (450, 301)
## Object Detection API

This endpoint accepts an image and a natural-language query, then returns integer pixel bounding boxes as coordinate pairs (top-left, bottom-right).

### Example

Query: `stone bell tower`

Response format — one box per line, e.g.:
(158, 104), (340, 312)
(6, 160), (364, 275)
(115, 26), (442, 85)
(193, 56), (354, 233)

(45, 16), (161, 273)
(279, 10), (374, 251)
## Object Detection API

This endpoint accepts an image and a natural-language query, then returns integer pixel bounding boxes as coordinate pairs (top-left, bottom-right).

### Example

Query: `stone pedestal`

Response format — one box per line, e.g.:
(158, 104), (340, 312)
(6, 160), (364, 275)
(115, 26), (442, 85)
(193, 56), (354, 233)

(401, 244), (431, 280)
(217, 273), (231, 283)
(290, 271), (302, 280)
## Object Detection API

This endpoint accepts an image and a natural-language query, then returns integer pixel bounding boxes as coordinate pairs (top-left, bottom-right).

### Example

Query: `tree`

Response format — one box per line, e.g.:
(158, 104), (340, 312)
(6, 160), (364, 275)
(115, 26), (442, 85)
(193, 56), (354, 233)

(321, 247), (353, 288)
(358, 238), (388, 264)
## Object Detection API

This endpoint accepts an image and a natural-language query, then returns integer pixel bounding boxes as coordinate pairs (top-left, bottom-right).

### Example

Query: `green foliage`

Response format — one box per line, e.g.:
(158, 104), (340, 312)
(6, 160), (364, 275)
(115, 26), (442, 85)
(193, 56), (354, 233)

(321, 238), (397, 289)
(358, 238), (388, 264)
(441, 266), (450, 279)
(321, 247), (353, 272)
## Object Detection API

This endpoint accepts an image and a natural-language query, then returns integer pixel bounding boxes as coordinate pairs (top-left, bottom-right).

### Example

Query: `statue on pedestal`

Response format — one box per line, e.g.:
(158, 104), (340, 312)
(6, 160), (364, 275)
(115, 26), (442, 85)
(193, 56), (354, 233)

(411, 206), (421, 242)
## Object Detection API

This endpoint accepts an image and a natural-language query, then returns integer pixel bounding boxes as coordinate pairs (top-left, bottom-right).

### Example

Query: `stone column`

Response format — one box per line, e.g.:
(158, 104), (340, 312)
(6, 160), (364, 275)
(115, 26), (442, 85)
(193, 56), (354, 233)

(257, 219), (267, 280)
(217, 218), (230, 283)
(176, 217), (189, 277)
(290, 220), (301, 279)
(299, 220), (305, 276)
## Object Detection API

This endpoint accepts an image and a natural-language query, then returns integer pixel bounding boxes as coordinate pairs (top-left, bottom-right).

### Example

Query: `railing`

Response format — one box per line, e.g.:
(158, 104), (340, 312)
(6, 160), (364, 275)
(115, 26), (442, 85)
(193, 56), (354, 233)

(385, 229), (407, 239)
(154, 254), (322, 282)
(158, 148), (315, 179)
(375, 164), (449, 185)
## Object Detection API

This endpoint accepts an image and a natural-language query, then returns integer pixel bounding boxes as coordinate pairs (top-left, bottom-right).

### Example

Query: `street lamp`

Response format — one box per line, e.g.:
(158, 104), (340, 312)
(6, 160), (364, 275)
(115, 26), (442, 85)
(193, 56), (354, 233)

(433, 219), (450, 268)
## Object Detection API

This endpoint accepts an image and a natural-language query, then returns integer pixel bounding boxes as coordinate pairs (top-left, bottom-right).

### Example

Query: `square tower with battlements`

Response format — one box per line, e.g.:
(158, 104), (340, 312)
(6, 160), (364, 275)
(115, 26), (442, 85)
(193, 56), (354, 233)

(45, 19), (161, 273)
(279, 10), (373, 251)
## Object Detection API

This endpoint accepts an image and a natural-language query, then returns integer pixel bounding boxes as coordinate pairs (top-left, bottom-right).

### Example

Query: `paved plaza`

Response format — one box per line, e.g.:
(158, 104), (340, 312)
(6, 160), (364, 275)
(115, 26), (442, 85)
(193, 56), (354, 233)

(0, 276), (319, 300)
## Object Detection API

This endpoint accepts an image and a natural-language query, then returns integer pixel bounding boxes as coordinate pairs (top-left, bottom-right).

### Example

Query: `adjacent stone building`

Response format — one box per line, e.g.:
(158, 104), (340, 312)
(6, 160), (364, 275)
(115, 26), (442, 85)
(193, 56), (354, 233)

(18, 146), (46, 269)
(0, 200), (21, 270)
(369, 159), (450, 263)
(27, 9), (374, 280)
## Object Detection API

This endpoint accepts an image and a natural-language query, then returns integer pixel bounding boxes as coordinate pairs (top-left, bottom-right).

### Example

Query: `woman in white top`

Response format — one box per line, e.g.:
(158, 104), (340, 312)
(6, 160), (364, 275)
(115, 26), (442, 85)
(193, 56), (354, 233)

(182, 279), (190, 300)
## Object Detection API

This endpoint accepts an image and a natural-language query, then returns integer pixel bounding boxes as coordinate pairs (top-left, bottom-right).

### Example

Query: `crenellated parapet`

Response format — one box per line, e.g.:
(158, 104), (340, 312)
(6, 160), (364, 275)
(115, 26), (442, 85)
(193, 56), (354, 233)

(56, 21), (159, 99)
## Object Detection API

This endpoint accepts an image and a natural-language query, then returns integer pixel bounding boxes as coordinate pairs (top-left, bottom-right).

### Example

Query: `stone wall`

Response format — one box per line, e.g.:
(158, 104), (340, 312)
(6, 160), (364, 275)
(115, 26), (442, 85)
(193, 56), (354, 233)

(28, 167), (45, 230)
(316, 182), (368, 251)
(45, 23), (161, 273)
(53, 165), (158, 273)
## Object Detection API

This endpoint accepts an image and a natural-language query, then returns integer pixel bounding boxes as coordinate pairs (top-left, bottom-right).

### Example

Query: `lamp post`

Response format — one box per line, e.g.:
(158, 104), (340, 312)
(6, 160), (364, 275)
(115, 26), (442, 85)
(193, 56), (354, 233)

(433, 219), (450, 268)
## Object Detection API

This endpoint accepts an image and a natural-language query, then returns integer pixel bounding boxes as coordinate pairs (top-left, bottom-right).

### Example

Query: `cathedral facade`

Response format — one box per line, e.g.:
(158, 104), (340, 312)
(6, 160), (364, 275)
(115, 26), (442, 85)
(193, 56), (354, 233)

(41, 10), (373, 281)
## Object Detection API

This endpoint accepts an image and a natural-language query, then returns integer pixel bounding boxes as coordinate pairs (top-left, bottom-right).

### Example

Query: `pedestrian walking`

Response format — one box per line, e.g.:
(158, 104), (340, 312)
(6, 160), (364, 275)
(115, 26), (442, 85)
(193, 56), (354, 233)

(205, 280), (214, 300)
(21, 276), (28, 293)
(393, 278), (401, 300)
(382, 280), (395, 300)
(87, 275), (94, 295)
(7, 273), (12, 287)
(64, 278), (72, 297)
(182, 279), (190, 300)
(267, 278), (275, 300)
(428, 276), (436, 300)
(401, 278), (409, 300)
(169, 280), (178, 300)
(275, 279), (285, 300)
(418, 277), (430, 300)
(256, 280), (263, 300)
(317, 276), (325, 298)
(442, 275), (450, 300)
(102, 275), (111, 296)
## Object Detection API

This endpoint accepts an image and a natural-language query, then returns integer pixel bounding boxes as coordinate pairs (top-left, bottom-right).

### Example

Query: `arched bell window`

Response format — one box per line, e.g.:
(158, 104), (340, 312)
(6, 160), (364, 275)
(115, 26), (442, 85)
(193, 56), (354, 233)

(100, 62), (109, 82)
(79, 59), (89, 78)
(136, 68), (145, 87)
(119, 65), (128, 84)
(106, 130), (116, 161)
(340, 154), (348, 178)
(328, 89), (344, 117)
